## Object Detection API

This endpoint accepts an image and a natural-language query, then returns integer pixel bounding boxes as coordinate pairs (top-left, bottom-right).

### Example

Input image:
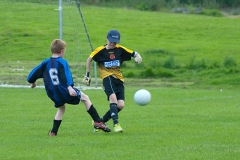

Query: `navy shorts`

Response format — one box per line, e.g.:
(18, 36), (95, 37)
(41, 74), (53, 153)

(103, 76), (124, 101)
(54, 88), (81, 108)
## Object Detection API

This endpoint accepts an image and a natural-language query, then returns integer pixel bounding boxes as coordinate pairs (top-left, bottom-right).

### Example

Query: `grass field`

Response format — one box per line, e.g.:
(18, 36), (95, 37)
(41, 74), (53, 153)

(1, 1), (240, 86)
(1, 86), (240, 159)
(0, 1), (240, 159)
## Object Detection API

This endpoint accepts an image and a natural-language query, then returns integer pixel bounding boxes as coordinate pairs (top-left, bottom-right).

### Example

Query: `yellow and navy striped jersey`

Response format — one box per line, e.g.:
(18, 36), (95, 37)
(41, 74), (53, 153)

(90, 44), (135, 82)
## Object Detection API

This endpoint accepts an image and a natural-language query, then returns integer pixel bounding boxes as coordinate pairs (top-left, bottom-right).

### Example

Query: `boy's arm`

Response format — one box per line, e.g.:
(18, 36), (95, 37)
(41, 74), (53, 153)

(134, 52), (142, 64)
(120, 45), (142, 63)
(82, 56), (92, 86)
(86, 56), (92, 74)
(27, 63), (44, 88)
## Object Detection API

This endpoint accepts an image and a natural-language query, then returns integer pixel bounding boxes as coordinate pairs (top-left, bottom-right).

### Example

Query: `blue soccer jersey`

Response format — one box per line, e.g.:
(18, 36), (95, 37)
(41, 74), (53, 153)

(27, 57), (80, 107)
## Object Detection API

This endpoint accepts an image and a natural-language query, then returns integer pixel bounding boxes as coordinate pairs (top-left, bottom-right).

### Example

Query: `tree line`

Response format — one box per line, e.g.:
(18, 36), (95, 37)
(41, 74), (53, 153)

(83, 0), (239, 8)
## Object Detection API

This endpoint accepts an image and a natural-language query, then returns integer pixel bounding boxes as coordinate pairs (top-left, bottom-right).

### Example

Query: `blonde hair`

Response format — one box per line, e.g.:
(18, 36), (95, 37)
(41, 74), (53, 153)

(50, 39), (66, 54)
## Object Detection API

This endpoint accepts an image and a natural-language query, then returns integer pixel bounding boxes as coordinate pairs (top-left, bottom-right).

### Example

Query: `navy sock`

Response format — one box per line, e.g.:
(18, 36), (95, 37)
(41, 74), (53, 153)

(51, 119), (62, 135)
(87, 105), (101, 122)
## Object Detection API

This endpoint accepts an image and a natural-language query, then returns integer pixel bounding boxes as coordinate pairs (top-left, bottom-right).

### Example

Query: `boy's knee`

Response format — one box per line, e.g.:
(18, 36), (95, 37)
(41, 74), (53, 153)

(117, 101), (124, 109)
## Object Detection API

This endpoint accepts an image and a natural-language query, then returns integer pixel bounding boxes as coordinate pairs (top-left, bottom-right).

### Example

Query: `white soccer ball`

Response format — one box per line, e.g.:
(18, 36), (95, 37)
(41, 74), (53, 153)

(134, 89), (151, 106)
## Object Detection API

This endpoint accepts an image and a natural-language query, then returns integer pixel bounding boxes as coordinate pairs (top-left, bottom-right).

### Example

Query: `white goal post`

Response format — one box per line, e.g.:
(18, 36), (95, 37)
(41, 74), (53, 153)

(0, 0), (98, 88)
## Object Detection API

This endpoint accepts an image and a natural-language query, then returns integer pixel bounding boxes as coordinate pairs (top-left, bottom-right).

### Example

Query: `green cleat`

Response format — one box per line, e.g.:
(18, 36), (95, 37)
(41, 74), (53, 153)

(114, 124), (123, 133)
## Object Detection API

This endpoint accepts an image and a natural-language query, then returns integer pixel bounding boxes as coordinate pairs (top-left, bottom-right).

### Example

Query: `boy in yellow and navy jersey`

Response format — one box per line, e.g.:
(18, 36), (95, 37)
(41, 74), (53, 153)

(83, 29), (142, 133)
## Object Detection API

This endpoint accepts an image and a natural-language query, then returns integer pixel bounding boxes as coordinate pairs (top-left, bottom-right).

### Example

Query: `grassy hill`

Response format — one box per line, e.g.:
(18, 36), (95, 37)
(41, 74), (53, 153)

(0, 1), (240, 87)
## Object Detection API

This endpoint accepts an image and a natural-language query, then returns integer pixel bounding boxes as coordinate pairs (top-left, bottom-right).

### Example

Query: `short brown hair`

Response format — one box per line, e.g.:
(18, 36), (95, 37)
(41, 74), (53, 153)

(50, 39), (66, 54)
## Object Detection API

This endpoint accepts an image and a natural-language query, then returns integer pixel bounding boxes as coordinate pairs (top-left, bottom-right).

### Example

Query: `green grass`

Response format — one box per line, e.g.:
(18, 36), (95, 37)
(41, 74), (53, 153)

(0, 1), (240, 86)
(0, 86), (240, 159)
(1, 1), (240, 159)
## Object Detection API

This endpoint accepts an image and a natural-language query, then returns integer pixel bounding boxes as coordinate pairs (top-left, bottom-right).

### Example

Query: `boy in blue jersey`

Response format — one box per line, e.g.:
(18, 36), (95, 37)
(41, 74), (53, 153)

(27, 39), (111, 136)
(83, 30), (142, 133)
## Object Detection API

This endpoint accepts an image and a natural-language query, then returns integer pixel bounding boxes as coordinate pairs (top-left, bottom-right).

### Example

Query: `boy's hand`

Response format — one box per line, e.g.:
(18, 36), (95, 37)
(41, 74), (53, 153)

(134, 53), (142, 64)
(82, 76), (91, 86)
(68, 86), (77, 96)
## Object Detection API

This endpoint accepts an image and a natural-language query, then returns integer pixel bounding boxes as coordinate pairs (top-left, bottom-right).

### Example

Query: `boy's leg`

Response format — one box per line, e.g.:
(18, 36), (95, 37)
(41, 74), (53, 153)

(102, 77), (124, 132)
(110, 103), (118, 125)
(102, 107), (122, 123)
(107, 94), (124, 133)
(110, 103), (123, 133)
(49, 105), (65, 136)
(81, 91), (111, 132)
(88, 104), (111, 132)
(87, 104), (101, 122)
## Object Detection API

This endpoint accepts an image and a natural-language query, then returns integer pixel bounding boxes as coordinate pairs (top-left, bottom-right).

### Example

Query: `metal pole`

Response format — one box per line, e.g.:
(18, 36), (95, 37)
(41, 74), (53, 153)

(59, 0), (63, 40)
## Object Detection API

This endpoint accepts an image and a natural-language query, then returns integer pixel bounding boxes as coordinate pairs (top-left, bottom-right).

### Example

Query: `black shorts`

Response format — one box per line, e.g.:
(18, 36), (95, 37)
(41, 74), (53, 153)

(103, 76), (124, 101)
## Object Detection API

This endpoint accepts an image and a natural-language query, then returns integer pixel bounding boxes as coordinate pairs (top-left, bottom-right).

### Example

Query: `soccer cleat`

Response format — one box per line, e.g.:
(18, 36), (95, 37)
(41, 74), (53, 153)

(49, 131), (56, 136)
(92, 121), (101, 133)
(114, 124), (123, 133)
(93, 122), (111, 132)
(94, 128), (101, 133)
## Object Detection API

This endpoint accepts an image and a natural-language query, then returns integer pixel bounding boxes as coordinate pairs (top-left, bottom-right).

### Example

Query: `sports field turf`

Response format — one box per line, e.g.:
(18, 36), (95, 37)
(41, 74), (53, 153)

(1, 1), (240, 159)
(0, 86), (239, 159)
